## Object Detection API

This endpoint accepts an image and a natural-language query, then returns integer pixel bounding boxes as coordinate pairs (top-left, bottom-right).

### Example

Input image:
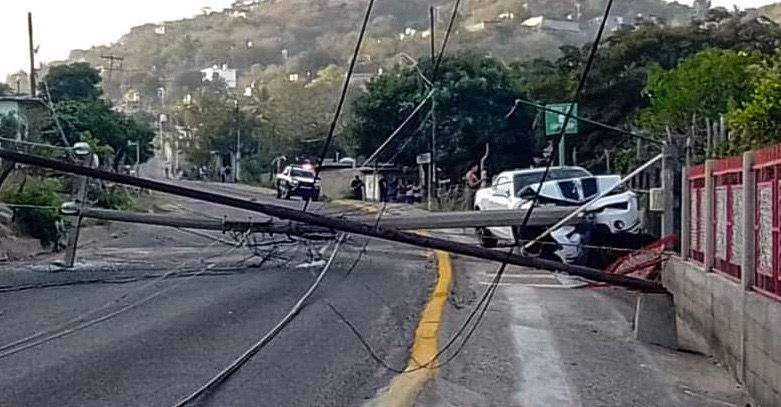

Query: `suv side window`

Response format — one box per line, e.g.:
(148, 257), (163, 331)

(495, 176), (511, 197)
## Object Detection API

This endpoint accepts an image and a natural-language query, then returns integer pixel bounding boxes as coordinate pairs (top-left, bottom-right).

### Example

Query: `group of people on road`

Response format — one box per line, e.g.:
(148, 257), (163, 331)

(380, 175), (422, 204)
(349, 175), (422, 204)
(347, 161), (482, 208)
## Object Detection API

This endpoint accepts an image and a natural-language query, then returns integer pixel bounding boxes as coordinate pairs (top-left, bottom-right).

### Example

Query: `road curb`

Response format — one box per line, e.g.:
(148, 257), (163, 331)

(367, 250), (453, 407)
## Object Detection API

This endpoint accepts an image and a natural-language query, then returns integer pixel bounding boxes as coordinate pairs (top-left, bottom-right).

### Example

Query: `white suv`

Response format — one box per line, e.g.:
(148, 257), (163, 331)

(474, 166), (639, 246)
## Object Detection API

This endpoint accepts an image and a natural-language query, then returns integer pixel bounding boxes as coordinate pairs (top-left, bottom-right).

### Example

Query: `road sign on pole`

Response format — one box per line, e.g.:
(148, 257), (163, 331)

(545, 103), (578, 166)
(416, 152), (432, 165)
(544, 103), (578, 137)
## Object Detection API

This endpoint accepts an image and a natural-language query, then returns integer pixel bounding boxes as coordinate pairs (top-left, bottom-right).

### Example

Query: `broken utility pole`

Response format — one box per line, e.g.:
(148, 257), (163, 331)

(0, 148), (665, 292)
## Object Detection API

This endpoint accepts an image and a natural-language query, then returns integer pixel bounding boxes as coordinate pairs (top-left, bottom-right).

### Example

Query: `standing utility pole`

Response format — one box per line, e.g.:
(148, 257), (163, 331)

(28, 12), (36, 97)
(234, 99), (241, 183)
(428, 5), (437, 211)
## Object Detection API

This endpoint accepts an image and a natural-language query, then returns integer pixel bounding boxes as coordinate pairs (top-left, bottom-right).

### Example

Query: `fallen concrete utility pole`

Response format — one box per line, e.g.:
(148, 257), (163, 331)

(72, 206), (577, 235)
(366, 207), (579, 229)
(71, 207), (335, 239)
(0, 149), (664, 292)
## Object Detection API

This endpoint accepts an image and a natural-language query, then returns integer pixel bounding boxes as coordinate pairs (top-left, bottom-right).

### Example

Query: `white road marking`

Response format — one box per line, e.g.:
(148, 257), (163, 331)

(506, 287), (582, 407)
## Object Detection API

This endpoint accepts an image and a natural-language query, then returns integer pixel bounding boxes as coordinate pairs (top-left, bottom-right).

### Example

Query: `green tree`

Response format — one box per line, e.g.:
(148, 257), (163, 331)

(41, 63), (155, 168)
(348, 53), (536, 180)
(178, 81), (259, 167)
(0, 113), (19, 139)
(0, 82), (13, 95)
(56, 101), (155, 167)
(639, 49), (760, 134)
(43, 62), (103, 103)
(564, 13), (781, 147)
(728, 54), (781, 152)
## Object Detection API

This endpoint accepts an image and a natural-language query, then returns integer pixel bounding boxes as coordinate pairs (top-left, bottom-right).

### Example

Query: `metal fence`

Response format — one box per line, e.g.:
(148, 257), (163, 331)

(753, 145), (781, 298)
(688, 164), (706, 264)
(712, 156), (743, 280)
(684, 146), (781, 299)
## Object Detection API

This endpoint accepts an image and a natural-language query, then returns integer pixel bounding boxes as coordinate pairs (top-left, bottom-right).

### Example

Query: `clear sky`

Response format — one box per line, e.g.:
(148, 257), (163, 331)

(1, 0), (778, 81)
(1, 0), (234, 81)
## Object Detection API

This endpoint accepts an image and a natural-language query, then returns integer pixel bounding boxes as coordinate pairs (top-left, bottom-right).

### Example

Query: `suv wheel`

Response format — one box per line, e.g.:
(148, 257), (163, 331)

(476, 227), (497, 248)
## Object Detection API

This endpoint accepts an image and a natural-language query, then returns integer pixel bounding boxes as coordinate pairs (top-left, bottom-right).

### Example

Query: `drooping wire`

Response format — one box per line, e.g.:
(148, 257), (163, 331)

(172, 233), (348, 406)
(307, 0), (377, 210)
(327, 0), (617, 373)
(432, 0), (464, 76)
(0, 239), (245, 360)
(517, 0), (615, 233)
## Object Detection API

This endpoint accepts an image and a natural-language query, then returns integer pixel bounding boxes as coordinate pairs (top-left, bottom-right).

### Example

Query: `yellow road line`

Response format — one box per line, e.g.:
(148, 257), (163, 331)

(331, 199), (454, 406)
(368, 251), (453, 407)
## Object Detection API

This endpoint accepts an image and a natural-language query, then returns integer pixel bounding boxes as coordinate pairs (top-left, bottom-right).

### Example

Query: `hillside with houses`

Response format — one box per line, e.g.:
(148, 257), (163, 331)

(50, 0), (703, 110)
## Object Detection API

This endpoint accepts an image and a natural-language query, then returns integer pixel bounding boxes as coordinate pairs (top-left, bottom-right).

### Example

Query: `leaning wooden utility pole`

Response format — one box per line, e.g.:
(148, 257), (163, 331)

(28, 12), (36, 97)
(0, 148), (665, 292)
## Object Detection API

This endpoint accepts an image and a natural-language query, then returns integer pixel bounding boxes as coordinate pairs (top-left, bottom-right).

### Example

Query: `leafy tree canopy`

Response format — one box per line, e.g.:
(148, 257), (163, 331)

(348, 52), (536, 180)
(639, 48), (761, 134)
(178, 81), (259, 166)
(43, 62), (103, 103)
(0, 82), (13, 95)
(728, 53), (781, 152)
(41, 63), (155, 168)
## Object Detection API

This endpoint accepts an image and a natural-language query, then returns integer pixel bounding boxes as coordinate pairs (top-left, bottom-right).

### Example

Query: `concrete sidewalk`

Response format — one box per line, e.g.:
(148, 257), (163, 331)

(416, 254), (753, 406)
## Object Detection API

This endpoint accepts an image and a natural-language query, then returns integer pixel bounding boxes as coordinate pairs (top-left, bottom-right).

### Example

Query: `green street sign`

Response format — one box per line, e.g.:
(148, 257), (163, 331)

(545, 103), (578, 137)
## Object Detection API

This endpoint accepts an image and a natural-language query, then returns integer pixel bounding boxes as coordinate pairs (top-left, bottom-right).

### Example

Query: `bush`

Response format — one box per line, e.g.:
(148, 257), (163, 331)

(0, 178), (63, 246)
(239, 157), (266, 183)
(94, 185), (134, 210)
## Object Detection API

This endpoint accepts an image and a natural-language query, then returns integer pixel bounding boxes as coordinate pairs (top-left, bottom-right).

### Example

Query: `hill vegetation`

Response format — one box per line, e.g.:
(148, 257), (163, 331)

(61, 0), (696, 105)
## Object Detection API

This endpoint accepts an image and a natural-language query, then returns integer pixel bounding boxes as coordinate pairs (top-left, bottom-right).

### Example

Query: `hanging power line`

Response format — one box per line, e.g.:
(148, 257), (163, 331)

(326, 0), (620, 374)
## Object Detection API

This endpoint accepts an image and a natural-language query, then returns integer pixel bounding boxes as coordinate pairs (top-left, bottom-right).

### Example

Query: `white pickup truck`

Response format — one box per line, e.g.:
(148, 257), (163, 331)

(474, 166), (640, 248)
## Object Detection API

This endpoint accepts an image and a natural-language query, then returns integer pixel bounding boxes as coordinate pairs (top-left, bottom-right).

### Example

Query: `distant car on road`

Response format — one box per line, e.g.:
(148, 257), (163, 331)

(473, 166), (639, 247)
(276, 165), (320, 200)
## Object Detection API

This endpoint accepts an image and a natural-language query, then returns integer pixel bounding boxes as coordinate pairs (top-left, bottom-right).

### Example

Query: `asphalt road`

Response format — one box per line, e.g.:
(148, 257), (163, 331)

(0, 182), (435, 406)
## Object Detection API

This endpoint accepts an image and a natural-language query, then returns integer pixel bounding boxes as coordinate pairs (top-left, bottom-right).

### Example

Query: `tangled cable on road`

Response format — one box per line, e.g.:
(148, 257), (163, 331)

(0, 229), (277, 360)
(172, 233), (348, 406)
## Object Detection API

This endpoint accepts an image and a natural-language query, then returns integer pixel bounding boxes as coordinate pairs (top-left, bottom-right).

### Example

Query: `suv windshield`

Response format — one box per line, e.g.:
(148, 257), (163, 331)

(513, 168), (591, 194)
(291, 169), (315, 178)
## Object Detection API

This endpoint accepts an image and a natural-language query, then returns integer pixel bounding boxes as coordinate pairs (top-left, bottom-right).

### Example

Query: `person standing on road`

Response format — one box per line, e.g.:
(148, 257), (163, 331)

(465, 163), (482, 210)
(378, 175), (388, 203)
(388, 176), (398, 203)
(350, 175), (364, 200)
(219, 166), (226, 183)
(412, 181), (422, 203)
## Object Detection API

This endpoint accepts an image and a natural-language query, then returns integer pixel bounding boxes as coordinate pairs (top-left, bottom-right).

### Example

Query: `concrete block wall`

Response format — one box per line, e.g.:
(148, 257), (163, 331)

(664, 258), (781, 406)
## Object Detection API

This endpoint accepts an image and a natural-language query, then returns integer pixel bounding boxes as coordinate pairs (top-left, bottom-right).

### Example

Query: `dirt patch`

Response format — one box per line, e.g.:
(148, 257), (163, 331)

(0, 225), (45, 262)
